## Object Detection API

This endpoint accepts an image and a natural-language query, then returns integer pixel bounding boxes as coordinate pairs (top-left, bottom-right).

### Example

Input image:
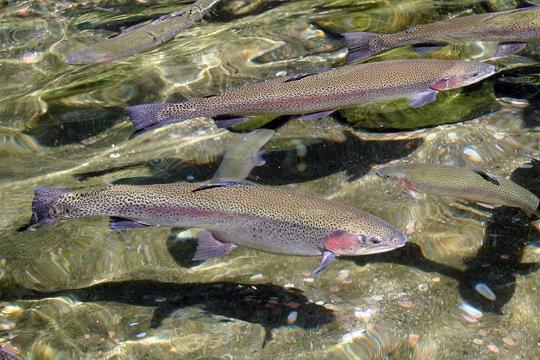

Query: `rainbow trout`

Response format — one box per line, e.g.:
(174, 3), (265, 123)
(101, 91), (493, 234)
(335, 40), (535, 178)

(126, 59), (495, 134)
(27, 183), (406, 275)
(376, 163), (540, 216)
(66, 0), (224, 64)
(342, 3), (540, 62)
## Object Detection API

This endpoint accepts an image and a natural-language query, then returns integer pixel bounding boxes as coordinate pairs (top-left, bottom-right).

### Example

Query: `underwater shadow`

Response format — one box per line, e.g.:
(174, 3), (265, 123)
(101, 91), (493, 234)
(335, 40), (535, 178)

(5, 280), (334, 344)
(75, 130), (423, 185)
(349, 160), (540, 314)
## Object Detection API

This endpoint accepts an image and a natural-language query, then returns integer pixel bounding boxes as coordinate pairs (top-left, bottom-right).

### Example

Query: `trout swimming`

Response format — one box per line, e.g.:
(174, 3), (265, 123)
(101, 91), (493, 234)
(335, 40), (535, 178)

(27, 183), (406, 275)
(126, 59), (495, 135)
(376, 163), (540, 216)
(66, 0), (225, 64)
(342, 3), (540, 62)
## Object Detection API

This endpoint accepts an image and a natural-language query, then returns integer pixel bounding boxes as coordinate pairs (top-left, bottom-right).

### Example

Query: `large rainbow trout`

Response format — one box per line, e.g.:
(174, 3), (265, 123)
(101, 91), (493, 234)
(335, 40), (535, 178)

(25, 130), (406, 275)
(342, 3), (540, 62)
(126, 59), (495, 135)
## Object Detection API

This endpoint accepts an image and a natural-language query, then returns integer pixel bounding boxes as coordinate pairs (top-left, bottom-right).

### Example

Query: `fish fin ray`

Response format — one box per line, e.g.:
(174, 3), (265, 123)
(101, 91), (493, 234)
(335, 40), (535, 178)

(191, 181), (250, 193)
(516, 0), (539, 8)
(297, 110), (336, 121)
(472, 168), (500, 186)
(310, 251), (336, 276)
(408, 89), (438, 108)
(109, 217), (149, 232)
(193, 231), (236, 260)
(341, 32), (381, 63)
(495, 42), (527, 57)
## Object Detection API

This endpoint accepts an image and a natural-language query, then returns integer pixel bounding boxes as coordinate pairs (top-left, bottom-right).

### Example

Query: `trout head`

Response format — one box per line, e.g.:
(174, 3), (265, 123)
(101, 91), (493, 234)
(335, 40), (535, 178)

(430, 62), (496, 91)
(376, 164), (417, 190)
(324, 226), (406, 256)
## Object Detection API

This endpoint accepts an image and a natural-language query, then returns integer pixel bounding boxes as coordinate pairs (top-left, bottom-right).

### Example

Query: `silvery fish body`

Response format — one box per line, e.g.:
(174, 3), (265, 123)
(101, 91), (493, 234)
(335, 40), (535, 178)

(127, 59), (495, 132)
(29, 183), (406, 259)
(376, 163), (539, 215)
(66, 0), (224, 64)
(343, 5), (540, 62)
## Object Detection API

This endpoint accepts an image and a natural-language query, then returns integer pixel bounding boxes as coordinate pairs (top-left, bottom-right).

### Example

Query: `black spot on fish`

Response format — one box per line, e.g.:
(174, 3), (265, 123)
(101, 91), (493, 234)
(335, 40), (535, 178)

(473, 169), (500, 186)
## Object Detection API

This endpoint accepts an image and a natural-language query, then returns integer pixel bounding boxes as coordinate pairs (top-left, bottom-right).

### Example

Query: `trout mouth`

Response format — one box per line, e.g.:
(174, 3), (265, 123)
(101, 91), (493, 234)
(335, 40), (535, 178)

(357, 241), (406, 255)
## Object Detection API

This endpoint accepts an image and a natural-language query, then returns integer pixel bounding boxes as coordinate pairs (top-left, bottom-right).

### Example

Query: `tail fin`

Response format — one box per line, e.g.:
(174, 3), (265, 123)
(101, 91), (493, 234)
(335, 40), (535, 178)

(126, 103), (170, 130)
(30, 187), (69, 226)
(341, 32), (381, 63)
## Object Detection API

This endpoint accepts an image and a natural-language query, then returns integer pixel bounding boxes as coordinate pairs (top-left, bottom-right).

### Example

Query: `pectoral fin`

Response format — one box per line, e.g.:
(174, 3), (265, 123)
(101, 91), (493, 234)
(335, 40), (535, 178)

(193, 231), (236, 260)
(310, 251), (336, 276)
(495, 42), (527, 57)
(408, 90), (438, 108)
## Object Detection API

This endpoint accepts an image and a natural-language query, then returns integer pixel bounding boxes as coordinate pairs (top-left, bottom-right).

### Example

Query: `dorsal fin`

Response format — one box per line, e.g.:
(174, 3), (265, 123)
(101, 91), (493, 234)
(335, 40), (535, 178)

(191, 181), (250, 193)
(472, 168), (500, 186)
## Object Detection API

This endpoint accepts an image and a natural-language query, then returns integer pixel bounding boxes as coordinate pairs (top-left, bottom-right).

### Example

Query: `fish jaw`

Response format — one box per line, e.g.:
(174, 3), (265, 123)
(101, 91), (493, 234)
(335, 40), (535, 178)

(430, 63), (496, 91)
(323, 228), (407, 257)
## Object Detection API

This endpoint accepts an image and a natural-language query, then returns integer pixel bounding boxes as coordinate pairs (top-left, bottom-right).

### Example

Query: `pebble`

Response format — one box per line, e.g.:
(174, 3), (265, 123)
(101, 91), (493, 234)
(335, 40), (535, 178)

(286, 302), (301, 309)
(459, 302), (483, 319)
(287, 311), (298, 325)
(502, 337), (515, 346)
(324, 304), (337, 311)
(398, 299), (413, 309)
(408, 334), (420, 347)
(354, 307), (377, 320)
(500, 254), (510, 260)
(315, 301), (324, 306)
(303, 277), (314, 284)
(128, 322), (139, 327)
(1, 305), (23, 317)
(463, 146), (483, 164)
(154, 297), (166, 303)
(84, 334), (90, 340)
(109, 152), (121, 159)
(473, 338), (483, 345)
(474, 283), (496, 301)
(136, 332), (146, 338)
(249, 274), (264, 281)
(460, 313), (478, 323)
(342, 329), (366, 343)
(418, 283), (429, 292)
(0, 321), (15, 331)
(431, 277), (440, 283)
(329, 285), (340, 293)
(283, 283), (295, 288)
(487, 344), (500, 353)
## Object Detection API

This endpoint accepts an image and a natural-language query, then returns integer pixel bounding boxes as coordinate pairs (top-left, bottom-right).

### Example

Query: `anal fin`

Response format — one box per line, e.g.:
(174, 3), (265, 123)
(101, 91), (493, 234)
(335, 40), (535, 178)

(408, 89), (438, 108)
(193, 231), (236, 260)
(495, 42), (527, 57)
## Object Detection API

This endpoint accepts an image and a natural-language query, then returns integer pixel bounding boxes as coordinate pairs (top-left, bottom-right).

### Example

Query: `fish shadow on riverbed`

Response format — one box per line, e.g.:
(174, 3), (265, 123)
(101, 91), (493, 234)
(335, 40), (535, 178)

(349, 160), (540, 314)
(74, 131), (423, 185)
(3, 281), (334, 345)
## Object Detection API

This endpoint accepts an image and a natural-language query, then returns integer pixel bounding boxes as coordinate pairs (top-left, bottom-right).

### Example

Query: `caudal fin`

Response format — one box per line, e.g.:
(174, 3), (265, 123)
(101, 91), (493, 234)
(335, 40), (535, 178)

(341, 32), (381, 63)
(30, 187), (69, 226)
(126, 103), (170, 130)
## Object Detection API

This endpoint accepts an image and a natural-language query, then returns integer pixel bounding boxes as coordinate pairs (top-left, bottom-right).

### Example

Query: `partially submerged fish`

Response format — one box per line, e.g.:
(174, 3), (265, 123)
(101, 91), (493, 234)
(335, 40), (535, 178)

(342, 3), (540, 62)
(376, 163), (540, 216)
(66, 0), (224, 64)
(212, 129), (275, 183)
(126, 59), (496, 134)
(27, 183), (406, 275)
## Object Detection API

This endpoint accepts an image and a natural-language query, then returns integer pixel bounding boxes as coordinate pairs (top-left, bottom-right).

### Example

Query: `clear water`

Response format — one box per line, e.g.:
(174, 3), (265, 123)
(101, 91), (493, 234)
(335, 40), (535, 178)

(0, 0), (539, 359)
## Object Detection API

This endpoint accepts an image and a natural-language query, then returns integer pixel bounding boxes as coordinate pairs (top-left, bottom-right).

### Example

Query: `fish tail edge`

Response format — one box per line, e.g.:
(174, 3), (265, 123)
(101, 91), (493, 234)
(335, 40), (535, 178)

(30, 187), (69, 226)
(126, 103), (171, 130)
(341, 31), (381, 63)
